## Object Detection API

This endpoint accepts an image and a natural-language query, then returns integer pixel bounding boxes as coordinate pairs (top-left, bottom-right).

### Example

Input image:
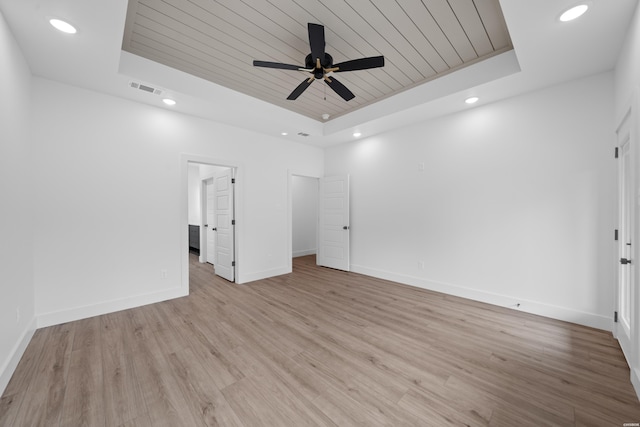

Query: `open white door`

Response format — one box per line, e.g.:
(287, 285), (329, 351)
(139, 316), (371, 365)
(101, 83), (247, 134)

(214, 169), (235, 282)
(318, 175), (350, 271)
(617, 115), (634, 364)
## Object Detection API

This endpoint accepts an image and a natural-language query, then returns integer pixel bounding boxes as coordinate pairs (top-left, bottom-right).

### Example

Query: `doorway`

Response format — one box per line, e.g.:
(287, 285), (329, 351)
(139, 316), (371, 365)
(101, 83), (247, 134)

(291, 175), (319, 269)
(288, 172), (351, 273)
(288, 172), (320, 272)
(182, 155), (240, 289)
(317, 174), (350, 271)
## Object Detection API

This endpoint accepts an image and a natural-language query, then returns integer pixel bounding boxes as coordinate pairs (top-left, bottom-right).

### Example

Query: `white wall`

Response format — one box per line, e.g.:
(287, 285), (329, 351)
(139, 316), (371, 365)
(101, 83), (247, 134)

(615, 2), (640, 122)
(292, 176), (318, 257)
(0, 9), (36, 394)
(187, 163), (201, 225)
(325, 72), (616, 330)
(32, 77), (323, 326)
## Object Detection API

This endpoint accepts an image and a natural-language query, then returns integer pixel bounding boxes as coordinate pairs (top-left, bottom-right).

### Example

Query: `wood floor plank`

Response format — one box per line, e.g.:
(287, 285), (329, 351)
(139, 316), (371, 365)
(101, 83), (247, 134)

(165, 347), (245, 427)
(311, 382), (409, 427)
(2, 254), (640, 426)
(117, 412), (153, 427)
(100, 312), (148, 426)
(9, 323), (75, 427)
(398, 387), (491, 426)
(0, 328), (49, 426)
(222, 375), (335, 427)
(60, 339), (105, 427)
(127, 327), (203, 427)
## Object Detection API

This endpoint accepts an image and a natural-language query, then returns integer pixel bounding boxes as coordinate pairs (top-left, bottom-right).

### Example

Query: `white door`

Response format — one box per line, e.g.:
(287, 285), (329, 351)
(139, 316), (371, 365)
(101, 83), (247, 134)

(317, 175), (350, 271)
(214, 168), (235, 282)
(617, 116), (634, 363)
(205, 178), (215, 264)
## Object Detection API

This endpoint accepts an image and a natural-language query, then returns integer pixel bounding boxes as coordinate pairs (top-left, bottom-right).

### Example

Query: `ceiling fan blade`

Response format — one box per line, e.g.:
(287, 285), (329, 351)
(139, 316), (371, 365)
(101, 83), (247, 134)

(324, 76), (355, 101)
(253, 60), (303, 70)
(332, 56), (385, 72)
(287, 78), (314, 100)
(308, 23), (325, 65)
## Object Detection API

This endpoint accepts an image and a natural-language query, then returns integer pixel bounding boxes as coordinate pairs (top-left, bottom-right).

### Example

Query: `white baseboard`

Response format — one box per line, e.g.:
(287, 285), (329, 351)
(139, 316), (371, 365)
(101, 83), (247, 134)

(0, 317), (37, 396)
(293, 249), (317, 258)
(350, 264), (612, 331)
(239, 266), (290, 284)
(632, 367), (640, 402)
(37, 288), (188, 328)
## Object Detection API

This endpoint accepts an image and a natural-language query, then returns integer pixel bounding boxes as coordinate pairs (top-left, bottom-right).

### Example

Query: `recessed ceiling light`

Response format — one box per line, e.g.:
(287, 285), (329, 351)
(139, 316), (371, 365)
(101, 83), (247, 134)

(465, 97), (479, 104)
(560, 4), (589, 22)
(281, 132), (288, 136)
(353, 132), (362, 137)
(162, 98), (176, 106)
(49, 18), (77, 34)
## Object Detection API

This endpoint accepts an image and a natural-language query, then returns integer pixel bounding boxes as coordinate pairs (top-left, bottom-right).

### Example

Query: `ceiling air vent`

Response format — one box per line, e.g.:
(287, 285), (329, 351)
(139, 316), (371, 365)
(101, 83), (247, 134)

(297, 132), (310, 137)
(129, 81), (163, 96)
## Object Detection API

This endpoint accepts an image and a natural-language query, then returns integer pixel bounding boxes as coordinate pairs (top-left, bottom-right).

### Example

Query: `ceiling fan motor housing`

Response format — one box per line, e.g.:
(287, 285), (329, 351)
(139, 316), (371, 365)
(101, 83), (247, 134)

(305, 53), (333, 79)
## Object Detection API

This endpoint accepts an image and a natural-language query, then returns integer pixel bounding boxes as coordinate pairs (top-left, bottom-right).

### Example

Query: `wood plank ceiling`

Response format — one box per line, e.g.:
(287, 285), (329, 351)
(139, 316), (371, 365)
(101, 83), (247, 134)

(122, 0), (512, 121)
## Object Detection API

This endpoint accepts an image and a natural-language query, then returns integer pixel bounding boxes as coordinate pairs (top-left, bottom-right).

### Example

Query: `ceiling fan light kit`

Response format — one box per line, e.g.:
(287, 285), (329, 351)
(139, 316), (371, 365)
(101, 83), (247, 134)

(253, 23), (384, 102)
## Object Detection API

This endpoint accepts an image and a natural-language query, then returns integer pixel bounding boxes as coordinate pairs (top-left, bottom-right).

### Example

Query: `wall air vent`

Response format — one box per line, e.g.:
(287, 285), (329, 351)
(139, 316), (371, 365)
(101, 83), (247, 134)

(297, 132), (310, 137)
(129, 81), (163, 96)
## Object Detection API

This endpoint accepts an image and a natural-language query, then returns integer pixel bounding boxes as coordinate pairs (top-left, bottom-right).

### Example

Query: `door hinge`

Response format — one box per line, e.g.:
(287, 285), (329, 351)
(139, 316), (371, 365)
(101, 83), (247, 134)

(614, 311), (618, 323)
(615, 229), (619, 241)
(615, 147), (619, 158)
(231, 178), (235, 184)
(232, 219), (236, 225)
(232, 261), (235, 267)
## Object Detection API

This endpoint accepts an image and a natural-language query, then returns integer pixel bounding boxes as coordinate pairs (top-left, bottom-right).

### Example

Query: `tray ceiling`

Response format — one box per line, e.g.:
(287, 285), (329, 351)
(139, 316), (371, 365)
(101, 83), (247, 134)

(122, 0), (512, 121)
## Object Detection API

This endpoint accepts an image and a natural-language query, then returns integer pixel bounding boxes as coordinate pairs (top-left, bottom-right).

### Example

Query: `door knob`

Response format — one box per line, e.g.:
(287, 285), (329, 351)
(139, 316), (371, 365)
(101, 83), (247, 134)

(343, 226), (349, 230)
(621, 258), (632, 265)
(204, 224), (208, 227)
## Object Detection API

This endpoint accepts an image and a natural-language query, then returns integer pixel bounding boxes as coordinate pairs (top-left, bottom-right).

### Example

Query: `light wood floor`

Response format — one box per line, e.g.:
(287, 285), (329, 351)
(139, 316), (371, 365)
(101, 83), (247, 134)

(2, 255), (640, 426)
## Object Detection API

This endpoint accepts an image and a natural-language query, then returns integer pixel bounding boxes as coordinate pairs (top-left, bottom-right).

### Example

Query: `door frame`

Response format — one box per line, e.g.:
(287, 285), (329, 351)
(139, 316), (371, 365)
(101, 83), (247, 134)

(181, 154), (243, 287)
(287, 169), (322, 272)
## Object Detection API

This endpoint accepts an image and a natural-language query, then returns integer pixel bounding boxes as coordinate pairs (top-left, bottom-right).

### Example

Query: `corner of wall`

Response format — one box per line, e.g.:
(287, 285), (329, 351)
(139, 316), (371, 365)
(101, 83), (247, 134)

(0, 317), (36, 396)
(36, 287), (187, 328)
(0, 5), (36, 398)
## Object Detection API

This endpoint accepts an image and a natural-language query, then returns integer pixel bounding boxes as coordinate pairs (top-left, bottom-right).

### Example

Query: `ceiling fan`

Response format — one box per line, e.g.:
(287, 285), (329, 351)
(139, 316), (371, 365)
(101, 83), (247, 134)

(253, 23), (384, 102)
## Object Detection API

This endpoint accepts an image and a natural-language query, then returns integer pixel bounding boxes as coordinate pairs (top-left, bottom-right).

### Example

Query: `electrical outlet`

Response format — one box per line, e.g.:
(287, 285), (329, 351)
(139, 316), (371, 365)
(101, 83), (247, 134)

(160, 269), (168, 279)
(16, 307), (20, 324)
(418, 162), (425, 172)
(418, 261), (425, 270)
